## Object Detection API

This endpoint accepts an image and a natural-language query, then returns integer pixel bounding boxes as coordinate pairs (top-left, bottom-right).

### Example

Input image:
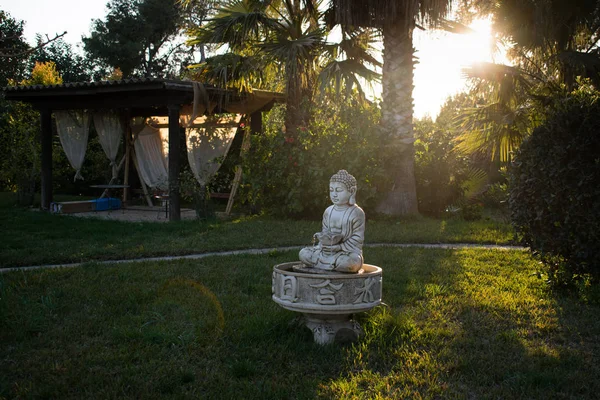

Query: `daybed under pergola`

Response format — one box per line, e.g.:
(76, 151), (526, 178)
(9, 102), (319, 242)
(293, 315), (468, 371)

(3, 78), (284, 220)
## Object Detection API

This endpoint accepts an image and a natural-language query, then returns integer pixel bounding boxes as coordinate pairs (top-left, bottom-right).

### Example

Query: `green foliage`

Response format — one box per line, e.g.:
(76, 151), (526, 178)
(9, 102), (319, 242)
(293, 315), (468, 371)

(29, 37), (91, 83)
(481, 180), (509, 209)
(83, 0), (198, 78)
(239, 99), (394, 218)
(0, 10), (30, 87)
(179, 168), (216, 221)
(510, 83), (600, 286)
(413, 117), (470, 217)
(0, 100), (41, 204)
(187, 0), (381, 137)
(0, 61), (110, 200)
(22, 61), (63, 85)
(412, 95), (492, 218)
(457, 0), (600, 169)
(0, 61), (63, 203)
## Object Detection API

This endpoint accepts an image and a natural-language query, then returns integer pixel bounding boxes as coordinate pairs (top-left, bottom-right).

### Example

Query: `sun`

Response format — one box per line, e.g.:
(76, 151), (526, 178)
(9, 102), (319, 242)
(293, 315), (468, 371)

(412, 18), (504, 119)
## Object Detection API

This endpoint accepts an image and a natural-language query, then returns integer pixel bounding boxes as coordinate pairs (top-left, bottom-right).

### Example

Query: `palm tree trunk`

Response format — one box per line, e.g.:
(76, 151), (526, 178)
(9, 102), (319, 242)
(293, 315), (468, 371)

(376, 22), (419, 216)
(284, 58), (311, 138)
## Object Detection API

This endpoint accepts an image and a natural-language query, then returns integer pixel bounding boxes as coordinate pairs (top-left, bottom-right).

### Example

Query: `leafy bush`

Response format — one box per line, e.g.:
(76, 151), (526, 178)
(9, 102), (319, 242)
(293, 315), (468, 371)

(240, 98), (395, 218)
(481, 181), (508, 209)
(510, 84), (600, 286)
(413, 118), (471, 217)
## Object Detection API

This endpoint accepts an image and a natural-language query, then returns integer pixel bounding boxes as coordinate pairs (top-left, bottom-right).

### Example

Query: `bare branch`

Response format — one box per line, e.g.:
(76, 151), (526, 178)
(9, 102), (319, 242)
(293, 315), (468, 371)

(0, 31), (67, 58)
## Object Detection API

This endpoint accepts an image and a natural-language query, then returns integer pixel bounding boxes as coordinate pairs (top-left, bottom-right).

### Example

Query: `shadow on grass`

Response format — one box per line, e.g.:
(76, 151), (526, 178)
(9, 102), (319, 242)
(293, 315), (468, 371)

(1, 248), (599, 399)
(321, 247), (600, 399)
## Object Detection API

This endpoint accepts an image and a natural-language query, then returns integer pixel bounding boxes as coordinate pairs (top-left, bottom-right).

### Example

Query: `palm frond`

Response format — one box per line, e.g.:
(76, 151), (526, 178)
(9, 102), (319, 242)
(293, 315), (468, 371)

(462, 167), (488, 200)
(187, 52), (265, 92)
(337, 28), (382, 68)
(187, 0), (278, 50)
(259, 28), (326, 64)
(454, 101), (530, 163)
(317, 58), (381, 99)
(463, 62), (533, 105)
(437, 18), (475, 35)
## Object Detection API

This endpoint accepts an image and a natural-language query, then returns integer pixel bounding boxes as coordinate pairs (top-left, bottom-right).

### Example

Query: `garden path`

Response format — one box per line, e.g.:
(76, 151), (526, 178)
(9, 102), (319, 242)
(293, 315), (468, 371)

(0, 243), (526, 273)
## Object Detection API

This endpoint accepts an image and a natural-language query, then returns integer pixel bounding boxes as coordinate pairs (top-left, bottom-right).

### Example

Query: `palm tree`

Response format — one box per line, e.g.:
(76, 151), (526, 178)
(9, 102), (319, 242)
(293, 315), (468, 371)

(456, 0), (600, 165)
(481, 0), (600, 89)
(328, 0), (453, 215)
(455, 62), (539, 166)
(185, 0), (380, 138)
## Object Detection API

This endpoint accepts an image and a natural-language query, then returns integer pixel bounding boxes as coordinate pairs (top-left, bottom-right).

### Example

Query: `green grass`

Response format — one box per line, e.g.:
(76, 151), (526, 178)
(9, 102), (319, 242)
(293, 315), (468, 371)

(0, 192), (514, 267)
(1, 248), (599, 399)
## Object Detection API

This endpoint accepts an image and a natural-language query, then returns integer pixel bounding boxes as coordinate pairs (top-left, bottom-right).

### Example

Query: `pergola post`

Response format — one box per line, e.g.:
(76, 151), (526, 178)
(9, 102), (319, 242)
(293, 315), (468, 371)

(168, 104), (181, 221)
(40, 108), (53, 210)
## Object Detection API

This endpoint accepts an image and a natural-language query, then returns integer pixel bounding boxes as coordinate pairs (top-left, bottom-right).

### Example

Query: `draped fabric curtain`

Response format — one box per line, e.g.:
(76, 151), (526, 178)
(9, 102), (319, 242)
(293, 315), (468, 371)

(93, 111), (122, 180)
(133, 124), (169, 190)
(185, 114), (241, 186)
(55, 110), (90, 181)
(131, 113), (241, 191)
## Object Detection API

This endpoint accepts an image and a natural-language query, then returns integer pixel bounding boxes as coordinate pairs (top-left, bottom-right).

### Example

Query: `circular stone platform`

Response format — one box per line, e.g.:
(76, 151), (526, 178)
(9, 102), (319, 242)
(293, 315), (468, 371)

(272, 262), (382, 344)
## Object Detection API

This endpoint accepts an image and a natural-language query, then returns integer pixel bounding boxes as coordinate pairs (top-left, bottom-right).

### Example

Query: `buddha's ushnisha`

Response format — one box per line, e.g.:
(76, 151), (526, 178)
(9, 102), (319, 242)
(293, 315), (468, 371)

(299, 170), (365, 273)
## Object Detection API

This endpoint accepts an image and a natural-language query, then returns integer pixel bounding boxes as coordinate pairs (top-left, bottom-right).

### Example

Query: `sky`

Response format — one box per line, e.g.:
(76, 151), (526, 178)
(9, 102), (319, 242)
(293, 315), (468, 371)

(3, 0), (107, 50)
(2, 0), (500, 119)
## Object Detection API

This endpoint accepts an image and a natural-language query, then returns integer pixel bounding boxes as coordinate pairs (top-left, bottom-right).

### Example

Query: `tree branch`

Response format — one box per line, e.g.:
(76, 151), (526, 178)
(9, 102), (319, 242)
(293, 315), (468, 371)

(0, 31), (67, 58)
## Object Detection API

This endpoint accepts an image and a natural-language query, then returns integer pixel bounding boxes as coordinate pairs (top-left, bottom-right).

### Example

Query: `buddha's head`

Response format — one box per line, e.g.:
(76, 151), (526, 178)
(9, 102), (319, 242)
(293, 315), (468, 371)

(330, 170), (357, 206)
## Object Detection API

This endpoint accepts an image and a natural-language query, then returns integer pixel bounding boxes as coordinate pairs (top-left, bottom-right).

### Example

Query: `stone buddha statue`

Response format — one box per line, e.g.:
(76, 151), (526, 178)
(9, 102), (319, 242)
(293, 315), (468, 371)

(299, 170), (365, 273)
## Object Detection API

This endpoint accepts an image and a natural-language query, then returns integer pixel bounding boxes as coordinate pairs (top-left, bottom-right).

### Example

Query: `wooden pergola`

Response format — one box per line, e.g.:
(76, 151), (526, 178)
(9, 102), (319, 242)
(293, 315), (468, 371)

(3, 78), (284, 220)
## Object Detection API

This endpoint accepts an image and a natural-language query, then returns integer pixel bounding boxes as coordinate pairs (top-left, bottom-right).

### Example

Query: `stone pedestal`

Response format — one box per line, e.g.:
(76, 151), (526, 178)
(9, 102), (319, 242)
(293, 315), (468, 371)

(304, 314), (363, 345)
(272, 262), (382, 345)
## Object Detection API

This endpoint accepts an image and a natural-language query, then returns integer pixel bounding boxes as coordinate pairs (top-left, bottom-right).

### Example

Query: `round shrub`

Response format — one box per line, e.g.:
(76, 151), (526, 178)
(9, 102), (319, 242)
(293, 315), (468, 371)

(510, 85), (600, 285)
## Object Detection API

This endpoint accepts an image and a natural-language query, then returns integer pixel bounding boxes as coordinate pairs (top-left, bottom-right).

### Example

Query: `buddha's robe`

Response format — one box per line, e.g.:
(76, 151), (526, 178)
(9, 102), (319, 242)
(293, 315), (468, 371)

(299, 204), (365, 273)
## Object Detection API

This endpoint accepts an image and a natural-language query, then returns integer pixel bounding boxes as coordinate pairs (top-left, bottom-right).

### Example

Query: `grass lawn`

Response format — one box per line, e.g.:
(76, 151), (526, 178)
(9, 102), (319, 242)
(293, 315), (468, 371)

(0, 192), (513, 268)
(2, 247), (599, 399)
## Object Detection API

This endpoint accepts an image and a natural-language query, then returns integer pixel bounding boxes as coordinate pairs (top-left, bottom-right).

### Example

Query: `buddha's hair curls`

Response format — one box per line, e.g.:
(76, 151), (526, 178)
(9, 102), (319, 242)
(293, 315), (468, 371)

(330, 170), (357, 191)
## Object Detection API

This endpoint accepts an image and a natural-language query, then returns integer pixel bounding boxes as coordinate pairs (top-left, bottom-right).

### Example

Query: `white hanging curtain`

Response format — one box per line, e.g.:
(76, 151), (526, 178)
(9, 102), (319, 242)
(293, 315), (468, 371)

(133, 123), (169, 190)
(55, 110), (90, 181)
(93, 111), (123, 179)
(185, 114), (242, 186)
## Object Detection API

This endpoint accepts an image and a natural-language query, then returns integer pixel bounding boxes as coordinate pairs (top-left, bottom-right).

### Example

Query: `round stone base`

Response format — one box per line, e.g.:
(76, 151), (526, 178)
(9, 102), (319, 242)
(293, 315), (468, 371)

(272, 262), (382, 345)
(304, 314), (363, 345)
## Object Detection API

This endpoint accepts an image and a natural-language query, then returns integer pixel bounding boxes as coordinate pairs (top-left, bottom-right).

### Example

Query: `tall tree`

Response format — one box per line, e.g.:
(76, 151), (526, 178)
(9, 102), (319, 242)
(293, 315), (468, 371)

(187, 0), (380, 138)
(471, 0), (600, 89)
(329, 0), (453, 216)
(0, 62), (63, 202)
(83, 0), (201, 78)
(0, 10), (30, 87)
(456, 0), (600, 165)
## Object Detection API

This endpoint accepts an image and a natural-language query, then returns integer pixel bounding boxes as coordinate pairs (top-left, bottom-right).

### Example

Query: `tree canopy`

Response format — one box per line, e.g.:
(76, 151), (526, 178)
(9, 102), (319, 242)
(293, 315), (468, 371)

(0, 10), (30, 86)
(186, 0), (381, 137)
(83, 0), (204, 78)
(456, 0), (600, 165)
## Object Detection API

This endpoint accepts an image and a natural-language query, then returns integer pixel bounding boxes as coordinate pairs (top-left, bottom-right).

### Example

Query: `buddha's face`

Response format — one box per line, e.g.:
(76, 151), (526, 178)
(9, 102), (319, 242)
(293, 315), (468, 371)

(330, 181), (353, 206)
